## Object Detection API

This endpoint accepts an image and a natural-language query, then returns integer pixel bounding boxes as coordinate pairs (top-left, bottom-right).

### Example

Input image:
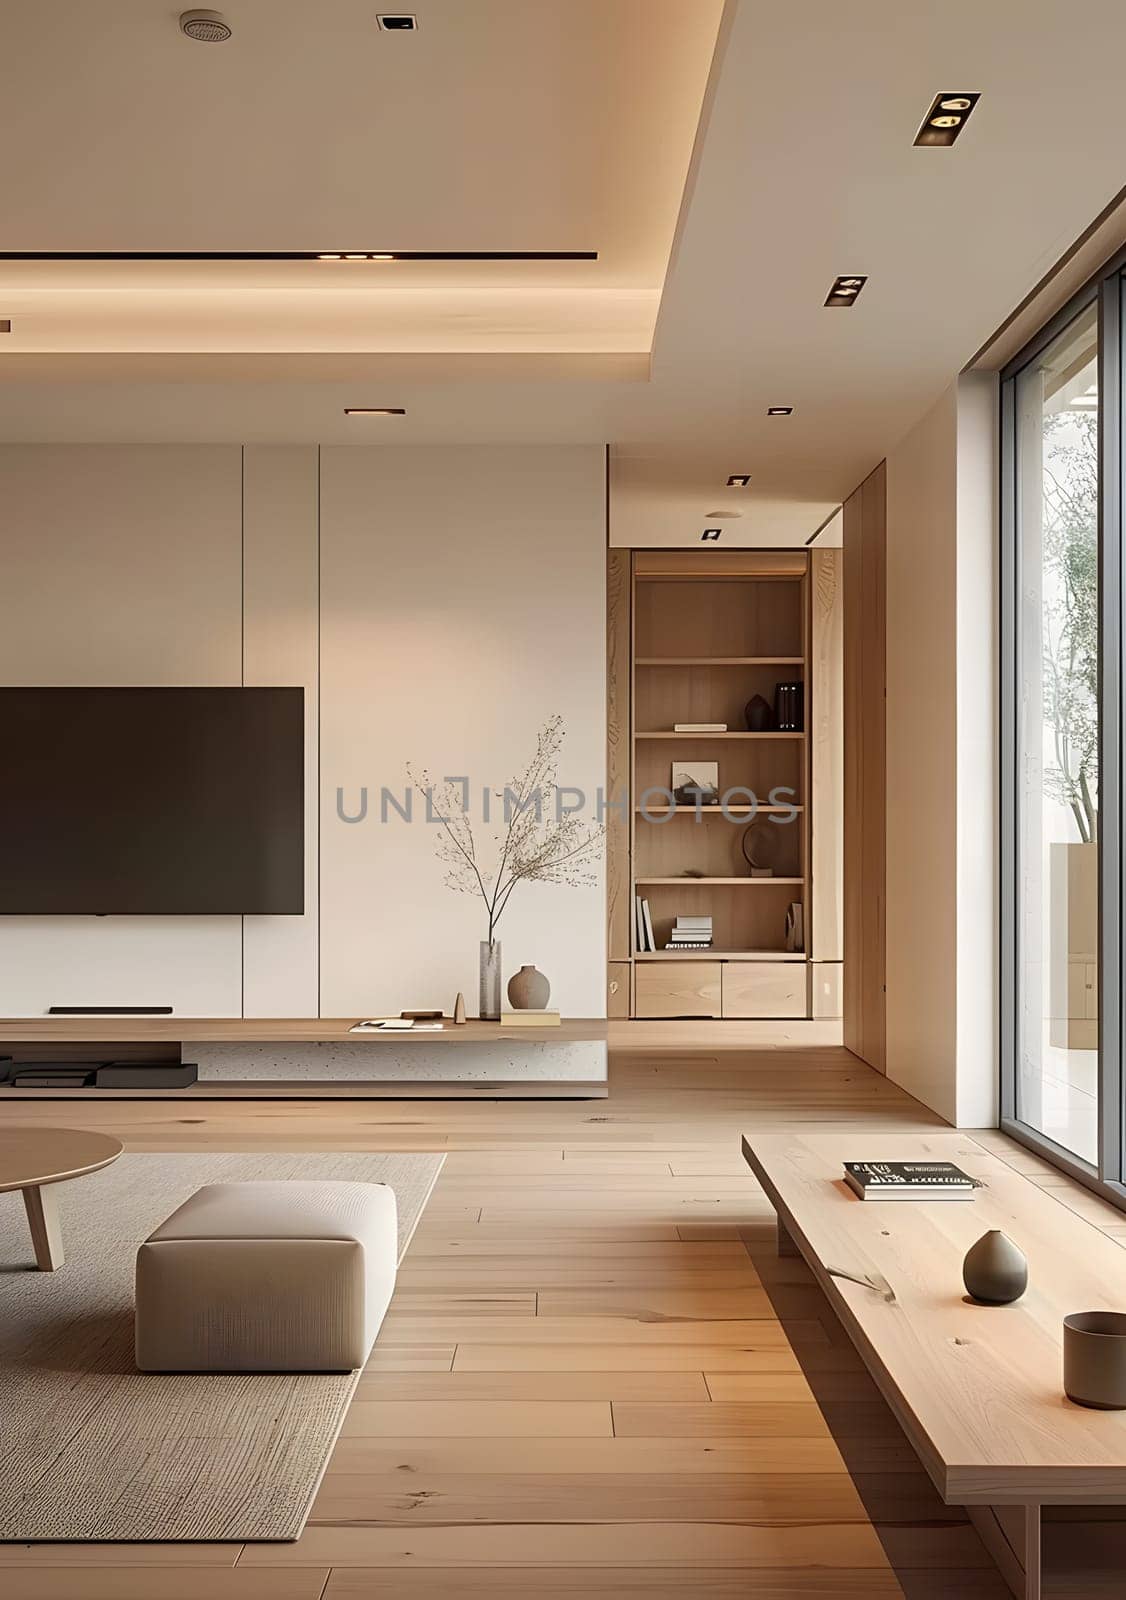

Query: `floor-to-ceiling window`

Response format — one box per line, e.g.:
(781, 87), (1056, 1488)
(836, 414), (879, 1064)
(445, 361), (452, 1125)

(1002, 260), (1124, 1197)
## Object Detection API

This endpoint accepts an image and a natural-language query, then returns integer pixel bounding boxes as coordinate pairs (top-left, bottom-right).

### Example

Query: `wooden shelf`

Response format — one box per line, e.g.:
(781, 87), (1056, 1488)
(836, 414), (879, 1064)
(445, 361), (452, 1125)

(0, 1017), (607, 1045)
(634, 950), (805, 962)
(620, 548), (817, 1021)
(635, 656), (805, 667)
(635, 731), (806, 741)
(635, 804), (803, 815)
(634, 876), (803, 886)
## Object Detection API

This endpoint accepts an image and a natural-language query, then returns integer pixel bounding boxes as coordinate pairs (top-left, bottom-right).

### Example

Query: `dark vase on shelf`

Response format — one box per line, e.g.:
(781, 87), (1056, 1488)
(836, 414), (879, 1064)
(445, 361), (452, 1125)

(774, 681), (803, 732)
(744, 694), (774, 732)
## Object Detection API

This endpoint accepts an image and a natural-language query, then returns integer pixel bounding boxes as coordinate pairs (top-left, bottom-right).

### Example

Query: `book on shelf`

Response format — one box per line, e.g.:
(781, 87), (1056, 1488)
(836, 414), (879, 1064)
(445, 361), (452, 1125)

(673, 723), (727, 733)
(843, 1161), (978, 1201)
(667, 911), (713, 950)
(500, 1009), (561, 1027)
(635, 894), (656, 953)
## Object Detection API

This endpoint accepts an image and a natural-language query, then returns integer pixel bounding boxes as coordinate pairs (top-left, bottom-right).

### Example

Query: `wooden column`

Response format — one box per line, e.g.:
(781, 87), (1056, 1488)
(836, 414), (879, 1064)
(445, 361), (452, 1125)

(843, 462), (887, 1070)
(606, 549), (632, 980)
(810, 547), (843, 1014)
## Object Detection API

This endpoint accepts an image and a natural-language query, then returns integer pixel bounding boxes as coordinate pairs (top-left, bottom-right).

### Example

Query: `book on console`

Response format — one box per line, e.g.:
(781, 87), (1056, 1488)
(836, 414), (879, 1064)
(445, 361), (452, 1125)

(844, 1161), (978, 1200)
(500, 1010), (561, 1027)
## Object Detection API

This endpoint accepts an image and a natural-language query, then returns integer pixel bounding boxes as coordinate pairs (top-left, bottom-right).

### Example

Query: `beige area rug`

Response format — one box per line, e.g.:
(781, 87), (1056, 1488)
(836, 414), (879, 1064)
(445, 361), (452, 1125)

(0, 1150), (444, 1542)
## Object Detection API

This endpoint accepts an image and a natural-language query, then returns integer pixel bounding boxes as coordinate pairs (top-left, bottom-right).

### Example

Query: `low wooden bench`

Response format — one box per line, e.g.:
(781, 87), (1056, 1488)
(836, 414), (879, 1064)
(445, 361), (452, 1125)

(742, 1130), (1126, 1599)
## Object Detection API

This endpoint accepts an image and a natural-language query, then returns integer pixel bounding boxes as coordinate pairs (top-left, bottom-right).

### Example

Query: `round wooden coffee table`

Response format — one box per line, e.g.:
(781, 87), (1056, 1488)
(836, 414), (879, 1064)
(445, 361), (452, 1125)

(0, 1127), (123, 1271)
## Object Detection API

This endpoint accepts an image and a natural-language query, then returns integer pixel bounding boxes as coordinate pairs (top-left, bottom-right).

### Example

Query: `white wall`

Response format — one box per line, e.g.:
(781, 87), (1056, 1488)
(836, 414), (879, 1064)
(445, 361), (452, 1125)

(884, 377), (997, 1126)
(0, 446), (246, 1015)
(0, 444), (608, 1020)
(319, 446), (607, 1018)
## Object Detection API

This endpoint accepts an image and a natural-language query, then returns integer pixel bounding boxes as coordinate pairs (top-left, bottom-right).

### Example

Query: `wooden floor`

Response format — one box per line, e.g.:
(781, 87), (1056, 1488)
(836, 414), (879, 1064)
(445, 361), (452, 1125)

(1, 1044), (1116, 1598)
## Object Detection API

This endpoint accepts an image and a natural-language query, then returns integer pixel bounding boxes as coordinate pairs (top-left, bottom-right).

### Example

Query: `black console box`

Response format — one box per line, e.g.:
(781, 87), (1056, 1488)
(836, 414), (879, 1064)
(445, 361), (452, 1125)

(94, 1062), (198, 1089)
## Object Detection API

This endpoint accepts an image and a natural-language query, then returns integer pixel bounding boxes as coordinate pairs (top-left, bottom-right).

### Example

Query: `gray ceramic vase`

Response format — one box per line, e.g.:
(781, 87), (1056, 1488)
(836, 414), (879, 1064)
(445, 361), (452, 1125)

(962, 1229), (1028, 1305)
(507, 964), (550, 1010)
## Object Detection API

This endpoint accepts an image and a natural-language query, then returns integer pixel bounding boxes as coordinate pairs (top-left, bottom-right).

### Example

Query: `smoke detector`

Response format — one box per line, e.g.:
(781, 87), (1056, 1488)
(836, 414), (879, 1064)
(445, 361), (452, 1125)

(180, 10), (232, 42)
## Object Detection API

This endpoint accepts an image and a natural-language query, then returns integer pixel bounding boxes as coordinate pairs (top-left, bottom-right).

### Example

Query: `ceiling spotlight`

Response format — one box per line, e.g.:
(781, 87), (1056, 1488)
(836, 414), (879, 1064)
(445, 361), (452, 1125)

(914, 91), (980, 147)
(179, 10), (232, 42)
(767, 406), (793, 416)
(825, 275), (868, 307)
(701, 528), (722, 542)
(726, 474), (751, 488)
(344, 254), (367, 260)
(344, 408), (407, 416)
(377, 13), (417, 28)
(318, 254), (342, 260)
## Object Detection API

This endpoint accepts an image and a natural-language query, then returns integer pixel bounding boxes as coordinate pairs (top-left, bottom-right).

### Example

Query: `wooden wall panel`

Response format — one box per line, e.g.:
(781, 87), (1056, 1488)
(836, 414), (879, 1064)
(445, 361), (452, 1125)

(810, 549), (843, 962)
(606, 549), (632, 963)
(843, 462), (887, 1071)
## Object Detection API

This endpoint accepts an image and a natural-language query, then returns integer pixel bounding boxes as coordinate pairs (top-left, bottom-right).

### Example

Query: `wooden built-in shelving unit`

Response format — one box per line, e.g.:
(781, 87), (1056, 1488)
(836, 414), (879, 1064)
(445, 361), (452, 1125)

(606, 546), (843, 1023)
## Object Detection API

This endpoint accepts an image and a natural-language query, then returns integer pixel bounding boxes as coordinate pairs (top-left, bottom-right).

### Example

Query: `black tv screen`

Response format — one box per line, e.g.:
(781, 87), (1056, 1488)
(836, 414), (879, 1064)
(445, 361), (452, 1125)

(0, 688), (305, 914)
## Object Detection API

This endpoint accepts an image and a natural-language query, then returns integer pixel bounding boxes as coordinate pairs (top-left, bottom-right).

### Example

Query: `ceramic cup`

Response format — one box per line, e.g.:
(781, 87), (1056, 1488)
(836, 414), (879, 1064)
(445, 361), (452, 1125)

(1063, 1311), (1126, 1409)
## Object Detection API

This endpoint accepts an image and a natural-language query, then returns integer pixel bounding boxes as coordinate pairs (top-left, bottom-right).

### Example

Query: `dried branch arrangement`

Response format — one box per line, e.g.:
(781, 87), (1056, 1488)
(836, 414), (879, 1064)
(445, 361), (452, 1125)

(408, 715), (604, 944)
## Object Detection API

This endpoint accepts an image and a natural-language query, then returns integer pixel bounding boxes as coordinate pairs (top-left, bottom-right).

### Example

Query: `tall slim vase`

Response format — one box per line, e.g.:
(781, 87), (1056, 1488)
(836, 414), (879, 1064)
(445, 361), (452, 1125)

(479, 939), (502, 1020)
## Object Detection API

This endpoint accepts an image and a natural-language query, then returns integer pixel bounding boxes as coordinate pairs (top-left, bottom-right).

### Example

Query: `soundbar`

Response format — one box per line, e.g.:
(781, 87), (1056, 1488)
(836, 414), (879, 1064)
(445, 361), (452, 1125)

(47, 1005), (174, 1015)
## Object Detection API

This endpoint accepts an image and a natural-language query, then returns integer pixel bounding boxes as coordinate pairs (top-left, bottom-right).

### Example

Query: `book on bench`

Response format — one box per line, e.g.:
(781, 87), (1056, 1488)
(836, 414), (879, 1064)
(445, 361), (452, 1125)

(844, 1161), (978, 1200)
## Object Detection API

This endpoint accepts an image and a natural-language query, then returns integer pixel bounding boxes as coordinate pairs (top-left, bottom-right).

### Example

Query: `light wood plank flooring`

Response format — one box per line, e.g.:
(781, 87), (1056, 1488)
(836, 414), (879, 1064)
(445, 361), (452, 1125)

(2, 1046), (1120, 1597)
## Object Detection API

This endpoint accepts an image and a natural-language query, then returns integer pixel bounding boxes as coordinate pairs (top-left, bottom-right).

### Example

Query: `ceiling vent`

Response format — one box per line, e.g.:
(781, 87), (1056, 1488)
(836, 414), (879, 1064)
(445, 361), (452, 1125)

(377, 14), (417, 29)
(180, 10), (232, 42)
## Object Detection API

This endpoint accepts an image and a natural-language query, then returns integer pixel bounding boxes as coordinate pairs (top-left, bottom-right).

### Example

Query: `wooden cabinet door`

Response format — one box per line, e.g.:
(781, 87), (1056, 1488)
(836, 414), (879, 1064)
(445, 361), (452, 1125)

(607, 962), (631, 1019)
(722, 962), (807, 1019)
(635, 962), (722, 1019)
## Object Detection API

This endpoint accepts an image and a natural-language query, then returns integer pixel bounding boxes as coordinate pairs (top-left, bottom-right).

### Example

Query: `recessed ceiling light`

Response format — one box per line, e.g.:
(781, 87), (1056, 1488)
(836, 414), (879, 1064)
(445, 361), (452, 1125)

(914, 91), (980, 147)
(767, 406), (793, 416)
(701, 528), (722, 542)
(825, 275), (868, 307)
(344, 408), (407, 416)
(726, 474), (751, 488)
(377, 13), (417, 29)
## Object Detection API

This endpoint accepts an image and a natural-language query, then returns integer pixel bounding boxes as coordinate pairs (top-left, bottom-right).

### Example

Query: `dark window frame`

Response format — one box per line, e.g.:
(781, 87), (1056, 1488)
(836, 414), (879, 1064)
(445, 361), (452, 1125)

(1000, 250), (1126, 1208)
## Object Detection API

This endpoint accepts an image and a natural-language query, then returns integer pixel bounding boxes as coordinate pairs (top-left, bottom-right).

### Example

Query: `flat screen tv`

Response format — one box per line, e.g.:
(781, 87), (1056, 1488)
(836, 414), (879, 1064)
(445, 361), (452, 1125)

(0, 687), (305, 914)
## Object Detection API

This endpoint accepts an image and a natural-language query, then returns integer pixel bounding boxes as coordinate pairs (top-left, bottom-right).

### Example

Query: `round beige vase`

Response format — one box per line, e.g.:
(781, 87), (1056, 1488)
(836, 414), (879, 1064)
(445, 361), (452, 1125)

(507, 964), (550, 1009)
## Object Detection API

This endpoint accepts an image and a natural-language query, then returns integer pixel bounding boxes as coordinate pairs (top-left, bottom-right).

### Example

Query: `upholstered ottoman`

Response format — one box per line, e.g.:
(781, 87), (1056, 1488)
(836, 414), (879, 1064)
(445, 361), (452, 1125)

(135, 1180), (397, 1373)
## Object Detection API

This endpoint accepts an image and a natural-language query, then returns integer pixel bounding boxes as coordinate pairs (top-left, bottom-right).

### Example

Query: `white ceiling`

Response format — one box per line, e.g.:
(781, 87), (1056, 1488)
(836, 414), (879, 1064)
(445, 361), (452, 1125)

(4, 0), (1126, 544)
(0, 0), (721, 352)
